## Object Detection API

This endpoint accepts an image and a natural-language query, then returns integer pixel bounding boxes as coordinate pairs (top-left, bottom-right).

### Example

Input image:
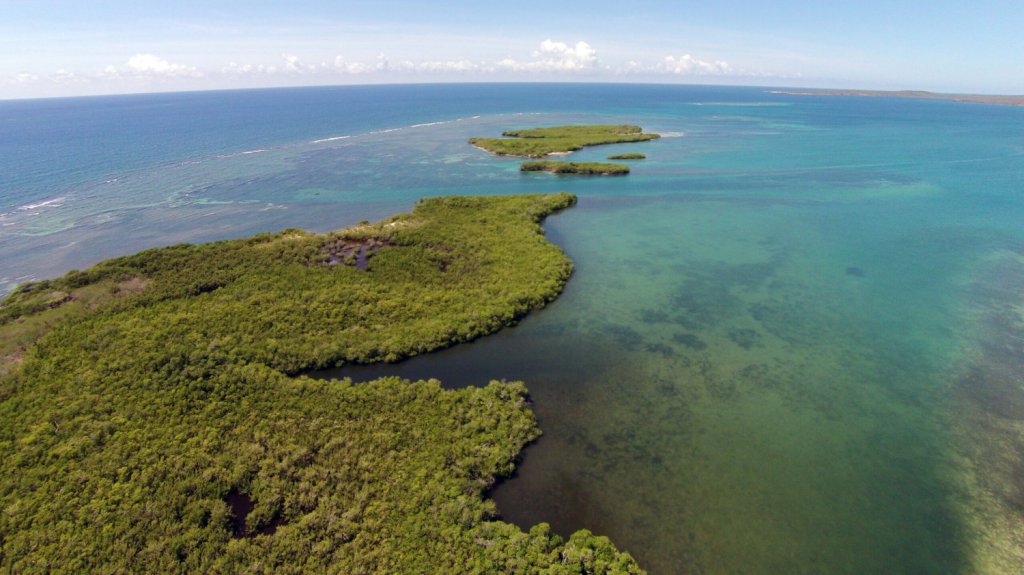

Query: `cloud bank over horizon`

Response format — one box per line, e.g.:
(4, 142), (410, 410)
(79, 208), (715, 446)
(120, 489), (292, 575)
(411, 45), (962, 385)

(1, 39), (784, 99)
(1, 0), (1019, 99)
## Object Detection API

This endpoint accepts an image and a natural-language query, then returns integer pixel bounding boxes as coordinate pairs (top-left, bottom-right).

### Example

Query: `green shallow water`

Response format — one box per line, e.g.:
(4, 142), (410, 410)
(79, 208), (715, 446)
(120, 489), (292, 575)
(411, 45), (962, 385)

(8, 85), (1024, 573)
(315, 97), (1024, 573)
(322, 194), (985, 573)
(517, 198), (973, 574)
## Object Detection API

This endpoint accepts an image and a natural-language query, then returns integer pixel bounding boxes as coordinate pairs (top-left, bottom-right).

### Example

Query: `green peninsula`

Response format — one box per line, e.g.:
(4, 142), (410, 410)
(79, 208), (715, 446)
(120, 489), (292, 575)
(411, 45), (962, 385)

(0, 194), (644, 574)
(470, 124), (660, 157)
(521, 160), (630, 175)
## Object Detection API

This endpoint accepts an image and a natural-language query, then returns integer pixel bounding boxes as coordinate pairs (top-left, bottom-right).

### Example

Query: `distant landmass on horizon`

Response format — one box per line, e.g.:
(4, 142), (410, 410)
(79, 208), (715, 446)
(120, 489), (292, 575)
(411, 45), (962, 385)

(771, 88), (1024, 106)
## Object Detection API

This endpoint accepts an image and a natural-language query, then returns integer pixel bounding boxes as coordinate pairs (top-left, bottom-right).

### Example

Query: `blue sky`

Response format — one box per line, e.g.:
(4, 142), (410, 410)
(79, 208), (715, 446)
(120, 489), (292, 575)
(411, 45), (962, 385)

(2, 0), (1021, 98)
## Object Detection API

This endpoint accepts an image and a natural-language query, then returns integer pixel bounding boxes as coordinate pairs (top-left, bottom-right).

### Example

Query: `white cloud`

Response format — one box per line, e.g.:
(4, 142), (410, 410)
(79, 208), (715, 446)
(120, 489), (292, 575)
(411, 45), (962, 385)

(259, 53), (479, 77)
(412, 59), (480, 73)
(661, 54), (732, 76)
(534, 39), (598, 69)
(11, 72), (39, 84)
(126, 54), (201, 77)
(2, 40), (786, 98)
(332, 56), (370, 75)
(45, 69), (89, 86)
(212, 44), (743, 81)
(500, 39), (599, 72)
(279, 53), (328, 74)
(101, 54), (202, 78)
(252, 53), (404, 76)
(222, 61), (277, 76)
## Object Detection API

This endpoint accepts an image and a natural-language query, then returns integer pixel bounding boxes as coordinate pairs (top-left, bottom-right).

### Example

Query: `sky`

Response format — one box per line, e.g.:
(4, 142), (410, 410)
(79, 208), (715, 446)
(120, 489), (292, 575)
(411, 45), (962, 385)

(1, 0), (1021, 99)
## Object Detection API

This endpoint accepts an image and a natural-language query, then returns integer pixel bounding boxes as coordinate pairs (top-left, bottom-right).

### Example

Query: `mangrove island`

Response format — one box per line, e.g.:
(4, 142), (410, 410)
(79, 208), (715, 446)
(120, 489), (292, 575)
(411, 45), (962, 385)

(521, 160), (630, 175)
(470, 124), (660, 157)
(0, 194), (644, 574)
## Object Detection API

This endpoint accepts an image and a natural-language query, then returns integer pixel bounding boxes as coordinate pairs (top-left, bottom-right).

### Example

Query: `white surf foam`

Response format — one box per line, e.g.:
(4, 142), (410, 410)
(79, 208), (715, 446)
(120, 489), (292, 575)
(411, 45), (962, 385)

(18, 197), (66, 211)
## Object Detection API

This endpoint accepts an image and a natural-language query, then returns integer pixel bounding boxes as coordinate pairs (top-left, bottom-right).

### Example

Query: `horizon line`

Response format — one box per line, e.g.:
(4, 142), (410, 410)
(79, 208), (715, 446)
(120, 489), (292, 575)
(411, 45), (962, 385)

(2, 79), (1023, 105)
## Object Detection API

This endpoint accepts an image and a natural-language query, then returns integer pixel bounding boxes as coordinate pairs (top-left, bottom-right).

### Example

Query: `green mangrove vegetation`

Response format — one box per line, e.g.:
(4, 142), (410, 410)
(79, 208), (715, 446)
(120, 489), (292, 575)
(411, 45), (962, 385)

(607, 153), (646, 160)
(0, 193), (645, 574)
(521, 161), (630, 176)
(469, 125), (660, 157)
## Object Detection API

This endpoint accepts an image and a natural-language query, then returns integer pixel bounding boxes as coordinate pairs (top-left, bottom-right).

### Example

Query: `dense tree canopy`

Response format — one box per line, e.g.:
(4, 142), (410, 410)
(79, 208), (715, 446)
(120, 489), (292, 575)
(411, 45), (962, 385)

(469, 125), (659, 158)
(520, 161), (630, 175)
(0, 194), (644, 573)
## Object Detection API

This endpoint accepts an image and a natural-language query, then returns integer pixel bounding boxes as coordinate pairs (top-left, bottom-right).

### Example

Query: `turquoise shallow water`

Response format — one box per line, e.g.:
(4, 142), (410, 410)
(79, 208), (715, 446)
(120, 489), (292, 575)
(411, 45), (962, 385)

(5, 84), (1024, 573)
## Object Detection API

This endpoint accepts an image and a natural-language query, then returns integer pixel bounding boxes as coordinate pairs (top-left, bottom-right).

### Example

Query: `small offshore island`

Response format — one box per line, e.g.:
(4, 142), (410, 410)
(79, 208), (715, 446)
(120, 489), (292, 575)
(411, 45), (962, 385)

(0, 194), (644, 573)
(469, 124), (660, 157)
(607, 153), (646, 160)
(521, 160), (630, 176)
(472, 125), (657, 177)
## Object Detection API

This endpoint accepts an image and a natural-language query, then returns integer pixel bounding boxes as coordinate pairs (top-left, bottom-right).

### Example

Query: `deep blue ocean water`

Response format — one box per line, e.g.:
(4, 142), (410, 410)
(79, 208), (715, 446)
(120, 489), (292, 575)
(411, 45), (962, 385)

(3, 83), (1024, 573)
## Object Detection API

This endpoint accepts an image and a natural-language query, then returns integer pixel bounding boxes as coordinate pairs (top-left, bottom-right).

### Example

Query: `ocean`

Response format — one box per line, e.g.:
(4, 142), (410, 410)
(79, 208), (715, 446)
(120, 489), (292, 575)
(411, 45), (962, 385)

(3, 83), (1024, 574)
